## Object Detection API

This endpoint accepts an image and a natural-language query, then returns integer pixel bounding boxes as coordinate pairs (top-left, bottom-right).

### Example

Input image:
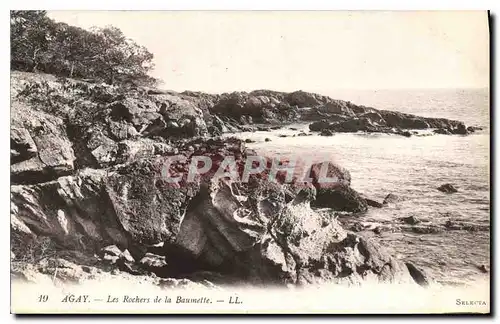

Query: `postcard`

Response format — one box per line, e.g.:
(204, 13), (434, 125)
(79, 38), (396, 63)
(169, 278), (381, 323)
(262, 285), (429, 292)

(10, 10), (490, 314)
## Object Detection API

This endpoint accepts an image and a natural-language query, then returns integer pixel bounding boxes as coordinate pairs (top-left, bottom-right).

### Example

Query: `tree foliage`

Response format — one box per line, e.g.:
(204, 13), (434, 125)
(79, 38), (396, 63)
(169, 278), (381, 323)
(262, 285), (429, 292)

(10, 10), (158, 87)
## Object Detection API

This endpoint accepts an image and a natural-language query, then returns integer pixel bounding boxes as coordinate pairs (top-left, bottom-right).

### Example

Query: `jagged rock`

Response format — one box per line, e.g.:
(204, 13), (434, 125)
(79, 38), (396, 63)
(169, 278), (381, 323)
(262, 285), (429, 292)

(383, 193), (402, 205)
(10, 169), (127, 250)
(405, 262), (431, 286)
(105, 158), (201, 248)
(437, 183), (458, 193)
(11, 127), (37, 164)
(11, 102), (75, 184)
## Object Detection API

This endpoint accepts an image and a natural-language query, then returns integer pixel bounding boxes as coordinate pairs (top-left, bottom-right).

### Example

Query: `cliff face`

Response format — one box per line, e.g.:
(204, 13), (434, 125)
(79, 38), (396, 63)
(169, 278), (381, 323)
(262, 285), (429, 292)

(11, 72), (436, 287)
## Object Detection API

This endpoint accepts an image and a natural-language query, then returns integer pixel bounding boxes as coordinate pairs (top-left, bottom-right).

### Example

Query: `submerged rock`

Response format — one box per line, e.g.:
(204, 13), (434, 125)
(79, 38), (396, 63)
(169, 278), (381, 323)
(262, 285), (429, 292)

(437, 183), (458, 193)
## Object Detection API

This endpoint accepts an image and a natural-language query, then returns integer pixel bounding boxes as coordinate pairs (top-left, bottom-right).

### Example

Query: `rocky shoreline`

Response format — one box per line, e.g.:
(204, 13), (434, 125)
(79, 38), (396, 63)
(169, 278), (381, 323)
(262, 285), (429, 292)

(12, 71), (482, 289)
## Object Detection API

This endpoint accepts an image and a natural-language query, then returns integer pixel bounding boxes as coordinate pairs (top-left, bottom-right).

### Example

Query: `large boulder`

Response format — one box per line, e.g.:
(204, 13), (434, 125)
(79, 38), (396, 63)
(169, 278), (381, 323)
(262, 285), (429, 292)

(105, 157), (201, 248)
(309, 120), (330, 132)
(108, 98), (161, 129)
(307, 162), (351, 189)
(312, 184), (368, 213)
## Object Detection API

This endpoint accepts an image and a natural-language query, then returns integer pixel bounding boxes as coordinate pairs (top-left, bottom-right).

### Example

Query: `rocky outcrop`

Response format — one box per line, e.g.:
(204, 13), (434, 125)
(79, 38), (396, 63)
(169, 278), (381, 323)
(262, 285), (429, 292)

(10, 72), (430, 288)
(307, 109), (471, 136)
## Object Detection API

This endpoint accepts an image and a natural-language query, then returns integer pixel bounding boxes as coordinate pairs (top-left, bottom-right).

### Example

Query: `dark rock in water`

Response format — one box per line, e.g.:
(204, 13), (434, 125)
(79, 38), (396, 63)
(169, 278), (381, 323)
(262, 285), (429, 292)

(477, 264), (488, 273)
(400, 216), (420, 225)
(312, 185), (368, 213)
(437, 183), (458, 193)
(373, 227), (382, 235)
(297, 132), (308, 137)
(383, 193), (402, 205)
(278, 134), (288, 138)
(320, 129), (334, 136)
(467, 126), (483, 133)
(434, 128), (451, 135)
(245, 138), (256, 143)
(365, 197), (383, 208)
(407, 226), (443, 234)
(265, 138), (271, 142)
(452, 123), (468, 135)
(405, 262), (431, 287)
(398, 131), (412, 137)
(307, 161), (351, 189)
(309, 120), (330, 132)
(444, 220), (489, 232)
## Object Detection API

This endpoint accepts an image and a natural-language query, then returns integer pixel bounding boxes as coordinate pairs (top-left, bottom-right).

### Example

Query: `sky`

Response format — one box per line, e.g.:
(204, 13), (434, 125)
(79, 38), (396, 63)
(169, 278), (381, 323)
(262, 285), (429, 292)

(48, 11), (489, 93)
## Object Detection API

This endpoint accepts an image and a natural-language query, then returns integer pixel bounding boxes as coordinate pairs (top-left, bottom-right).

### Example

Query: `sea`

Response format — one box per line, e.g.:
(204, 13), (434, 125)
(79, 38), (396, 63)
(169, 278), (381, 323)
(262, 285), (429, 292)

(232, 88), (490, 286)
